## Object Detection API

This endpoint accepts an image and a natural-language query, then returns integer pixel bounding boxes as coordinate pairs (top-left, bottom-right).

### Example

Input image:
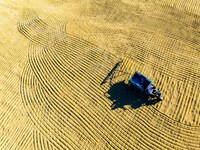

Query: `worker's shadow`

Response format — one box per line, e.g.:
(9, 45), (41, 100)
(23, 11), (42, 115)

(105, 80), (156, 110)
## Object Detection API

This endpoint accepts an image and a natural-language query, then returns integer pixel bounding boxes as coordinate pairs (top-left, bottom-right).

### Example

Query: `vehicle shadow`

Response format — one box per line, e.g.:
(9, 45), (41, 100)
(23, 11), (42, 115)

(105, 81), (157, 110)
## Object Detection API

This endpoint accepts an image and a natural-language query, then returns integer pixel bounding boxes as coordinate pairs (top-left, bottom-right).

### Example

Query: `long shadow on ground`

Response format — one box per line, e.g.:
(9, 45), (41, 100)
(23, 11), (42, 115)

(105, 81), (157, 110)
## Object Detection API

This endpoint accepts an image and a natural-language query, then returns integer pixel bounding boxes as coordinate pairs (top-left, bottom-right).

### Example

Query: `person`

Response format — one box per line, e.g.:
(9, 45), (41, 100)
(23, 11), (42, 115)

(147, 84), (155, 100)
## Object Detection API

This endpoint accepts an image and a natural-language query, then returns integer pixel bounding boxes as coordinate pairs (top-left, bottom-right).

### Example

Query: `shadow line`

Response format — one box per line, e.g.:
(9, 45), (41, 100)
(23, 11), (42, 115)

(100, 61), (122, 85)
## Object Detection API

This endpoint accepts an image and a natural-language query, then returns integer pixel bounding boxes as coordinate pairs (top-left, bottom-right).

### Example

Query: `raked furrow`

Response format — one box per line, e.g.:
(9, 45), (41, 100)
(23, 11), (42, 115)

(17, 9), (200, 149)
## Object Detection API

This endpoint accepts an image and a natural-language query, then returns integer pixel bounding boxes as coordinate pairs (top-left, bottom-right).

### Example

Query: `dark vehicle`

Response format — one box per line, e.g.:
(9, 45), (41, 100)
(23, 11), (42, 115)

(128, 72), (163, 102)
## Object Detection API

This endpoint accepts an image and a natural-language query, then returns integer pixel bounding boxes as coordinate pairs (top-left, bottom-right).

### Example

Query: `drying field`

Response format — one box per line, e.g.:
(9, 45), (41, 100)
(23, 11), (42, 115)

(0, 0), (200, 149)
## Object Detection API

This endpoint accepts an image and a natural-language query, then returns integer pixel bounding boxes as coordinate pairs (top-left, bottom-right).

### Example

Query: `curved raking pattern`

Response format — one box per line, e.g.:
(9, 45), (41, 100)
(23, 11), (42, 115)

(18, 9), (200, 150)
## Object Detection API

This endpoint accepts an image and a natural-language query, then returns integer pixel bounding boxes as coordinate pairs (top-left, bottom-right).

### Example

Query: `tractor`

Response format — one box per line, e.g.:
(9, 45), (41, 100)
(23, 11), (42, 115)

(128, 72), (163, 103)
